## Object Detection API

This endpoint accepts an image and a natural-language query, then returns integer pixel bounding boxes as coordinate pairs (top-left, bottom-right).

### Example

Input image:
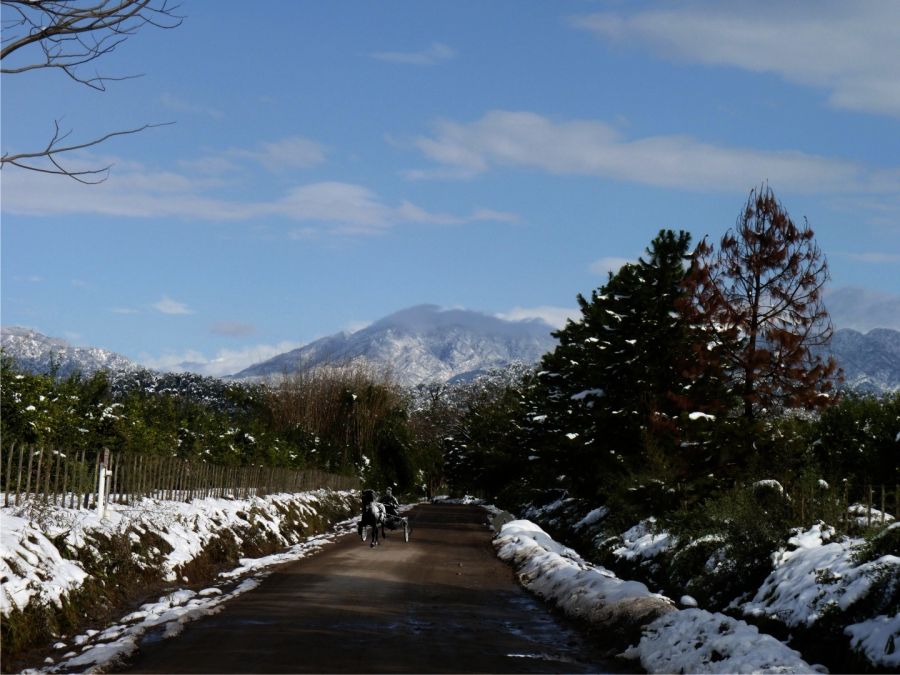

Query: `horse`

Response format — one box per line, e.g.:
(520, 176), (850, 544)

(358, 489), (386, 547)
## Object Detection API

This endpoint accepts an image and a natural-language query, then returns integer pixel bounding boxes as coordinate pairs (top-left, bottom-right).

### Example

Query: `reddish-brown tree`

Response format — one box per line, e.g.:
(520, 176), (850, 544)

(689, 185), (840, 421)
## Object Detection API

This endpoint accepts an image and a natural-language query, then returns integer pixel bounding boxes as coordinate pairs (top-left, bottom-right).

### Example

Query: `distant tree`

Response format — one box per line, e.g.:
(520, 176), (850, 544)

(1, 0), (182, 181)
(690, 185), (839, 422)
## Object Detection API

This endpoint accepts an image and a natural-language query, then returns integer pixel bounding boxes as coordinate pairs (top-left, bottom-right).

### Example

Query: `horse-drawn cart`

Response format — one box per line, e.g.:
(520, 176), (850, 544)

(358, 512), (410, 543)
(358, 489), (411, 546)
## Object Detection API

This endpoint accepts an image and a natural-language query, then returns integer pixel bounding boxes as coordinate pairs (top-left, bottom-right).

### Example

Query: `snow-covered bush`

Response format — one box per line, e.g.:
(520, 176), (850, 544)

(741, 521), (900, 669)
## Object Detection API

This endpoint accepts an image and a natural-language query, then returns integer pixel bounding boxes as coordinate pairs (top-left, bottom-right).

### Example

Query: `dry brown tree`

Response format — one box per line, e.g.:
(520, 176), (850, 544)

(689, 185), (840, 421)
(1, 0), (182, 181)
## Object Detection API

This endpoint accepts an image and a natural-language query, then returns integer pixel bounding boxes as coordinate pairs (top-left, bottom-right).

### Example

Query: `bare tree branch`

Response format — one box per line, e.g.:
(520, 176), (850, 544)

(1, 0), (183, 180)
(2, 119), (174, 183)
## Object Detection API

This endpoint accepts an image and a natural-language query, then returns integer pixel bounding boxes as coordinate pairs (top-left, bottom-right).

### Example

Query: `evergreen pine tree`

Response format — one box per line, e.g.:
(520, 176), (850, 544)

(527, 229), (716, 496)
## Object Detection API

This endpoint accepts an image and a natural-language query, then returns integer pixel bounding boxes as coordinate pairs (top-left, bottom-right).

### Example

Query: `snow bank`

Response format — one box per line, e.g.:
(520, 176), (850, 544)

(494, 519), (674, 639)
(742, 522), (899, 626)
(4, 491), (358, 674)
(741, 521), (899, 668)
(0, 515), (89, 616)
(1, 490), (356, 618)
(624, 609), (821, 674)
(845, 613), (900, 670)
(495, 519), (820, 674)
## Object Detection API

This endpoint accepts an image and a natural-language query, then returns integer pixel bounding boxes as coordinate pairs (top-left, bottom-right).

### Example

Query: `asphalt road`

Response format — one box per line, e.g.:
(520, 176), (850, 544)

(122, 503), (620, 674)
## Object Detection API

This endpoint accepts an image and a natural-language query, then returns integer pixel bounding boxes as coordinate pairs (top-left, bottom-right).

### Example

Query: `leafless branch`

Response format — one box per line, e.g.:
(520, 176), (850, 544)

(2, 119), (174, 183)
(1, 0), (183, 179)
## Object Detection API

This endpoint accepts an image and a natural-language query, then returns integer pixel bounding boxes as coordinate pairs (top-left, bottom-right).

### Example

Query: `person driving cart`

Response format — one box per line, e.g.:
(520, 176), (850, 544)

(381, 487), (400, 517)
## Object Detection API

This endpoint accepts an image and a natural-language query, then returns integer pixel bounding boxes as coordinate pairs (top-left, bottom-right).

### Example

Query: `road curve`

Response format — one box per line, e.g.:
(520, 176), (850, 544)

(122, 503), (619, 674)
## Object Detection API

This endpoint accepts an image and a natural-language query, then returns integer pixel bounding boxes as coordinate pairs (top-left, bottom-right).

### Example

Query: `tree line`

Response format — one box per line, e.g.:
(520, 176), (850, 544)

(0, 358), (441, 496)
(442, 186), (897, 524)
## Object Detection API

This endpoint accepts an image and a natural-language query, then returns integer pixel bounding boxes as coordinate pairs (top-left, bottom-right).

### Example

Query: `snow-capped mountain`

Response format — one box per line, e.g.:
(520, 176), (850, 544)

(0, 326), (140, 377)
(828, 327), (900, 393)
(3, 317), (897, 394)
(230, 305), (558, 387)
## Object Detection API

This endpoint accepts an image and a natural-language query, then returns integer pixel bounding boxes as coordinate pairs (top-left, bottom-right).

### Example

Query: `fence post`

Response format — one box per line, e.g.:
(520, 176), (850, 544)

(881, 485), (886, 525)
(14, 443), (25, 506)
(43, 448), (55, 503)
(867, 485), (873, 529)
(23, 445), (35, 502)
(3, 441), (15, 507)
(51, 449), (62, 506)
(97, 448), (111, 519)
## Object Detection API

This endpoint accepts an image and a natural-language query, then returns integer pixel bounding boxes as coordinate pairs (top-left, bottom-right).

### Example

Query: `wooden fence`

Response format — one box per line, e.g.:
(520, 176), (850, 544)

(759, 479), (898, 531)
(1, 443), (359, 509)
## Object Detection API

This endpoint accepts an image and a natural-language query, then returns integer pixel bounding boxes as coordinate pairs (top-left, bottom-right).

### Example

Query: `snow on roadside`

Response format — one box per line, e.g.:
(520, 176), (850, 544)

(845, 613), (900, 670)
(494, 518), (819, 674)
(495, 519), (668, 615)
(623, 608), (823, 674)
(1, 490), (355, 618)
(0, 514), (89, 616)
(741, 521), (900, 669)
(2, 491), (358, 674)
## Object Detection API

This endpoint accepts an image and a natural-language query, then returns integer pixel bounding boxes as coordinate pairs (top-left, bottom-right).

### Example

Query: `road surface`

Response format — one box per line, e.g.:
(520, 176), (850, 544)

(122, 503), (621, 673)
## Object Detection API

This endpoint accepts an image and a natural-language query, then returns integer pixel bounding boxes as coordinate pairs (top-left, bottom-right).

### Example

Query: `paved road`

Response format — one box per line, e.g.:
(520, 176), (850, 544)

(123, 503), (619, 673)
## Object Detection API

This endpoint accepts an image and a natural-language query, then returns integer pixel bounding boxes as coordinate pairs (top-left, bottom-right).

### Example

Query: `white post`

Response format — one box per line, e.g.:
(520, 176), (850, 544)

(97, 448), (111, 519)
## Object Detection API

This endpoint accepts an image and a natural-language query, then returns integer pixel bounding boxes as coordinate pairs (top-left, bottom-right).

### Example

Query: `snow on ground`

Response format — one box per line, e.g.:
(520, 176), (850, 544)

(741, 521), (900, 669)
(573, 505), (609, 531)
(845, 613), (900, 670)
(494, 518), (820, 674)
(495, 519), (668, 614)
(1, 490), (358, 673)
(613, 518), (675, 561)
(623, 608), (823, 674)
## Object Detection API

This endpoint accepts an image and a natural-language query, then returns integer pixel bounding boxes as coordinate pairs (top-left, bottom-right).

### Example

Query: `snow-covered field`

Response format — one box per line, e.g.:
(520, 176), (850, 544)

(1, 490), (358, 673)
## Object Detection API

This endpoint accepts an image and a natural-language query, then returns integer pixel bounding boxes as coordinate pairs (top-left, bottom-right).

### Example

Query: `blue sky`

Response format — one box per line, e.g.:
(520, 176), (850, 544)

(2, 0), (899, 376)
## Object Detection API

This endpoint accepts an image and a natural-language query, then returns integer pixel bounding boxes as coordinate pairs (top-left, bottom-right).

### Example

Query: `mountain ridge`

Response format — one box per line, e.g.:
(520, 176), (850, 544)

(1, 325), (140, 378)
(3, 312), (899, 393)
(229, 304), (558, 386)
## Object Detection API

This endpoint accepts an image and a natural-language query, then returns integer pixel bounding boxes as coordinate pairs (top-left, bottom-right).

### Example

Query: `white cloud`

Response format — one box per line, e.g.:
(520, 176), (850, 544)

(844, 252), (900, 264)
(160, 92), (225, 120)
(496, 306), (577, 329)
(410, 110), (899, 194)
(211, 321), (256, 337)
(140, 340), (302, 378)
(825, 286), (900, 331)
(590, 256), (632, 276)
(229, 136), (327, 171)
(371, 42), (456, 66)
(570, 2), (900, 118)
(1, 161), (515, 236)
(152, 296), (193, 315)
